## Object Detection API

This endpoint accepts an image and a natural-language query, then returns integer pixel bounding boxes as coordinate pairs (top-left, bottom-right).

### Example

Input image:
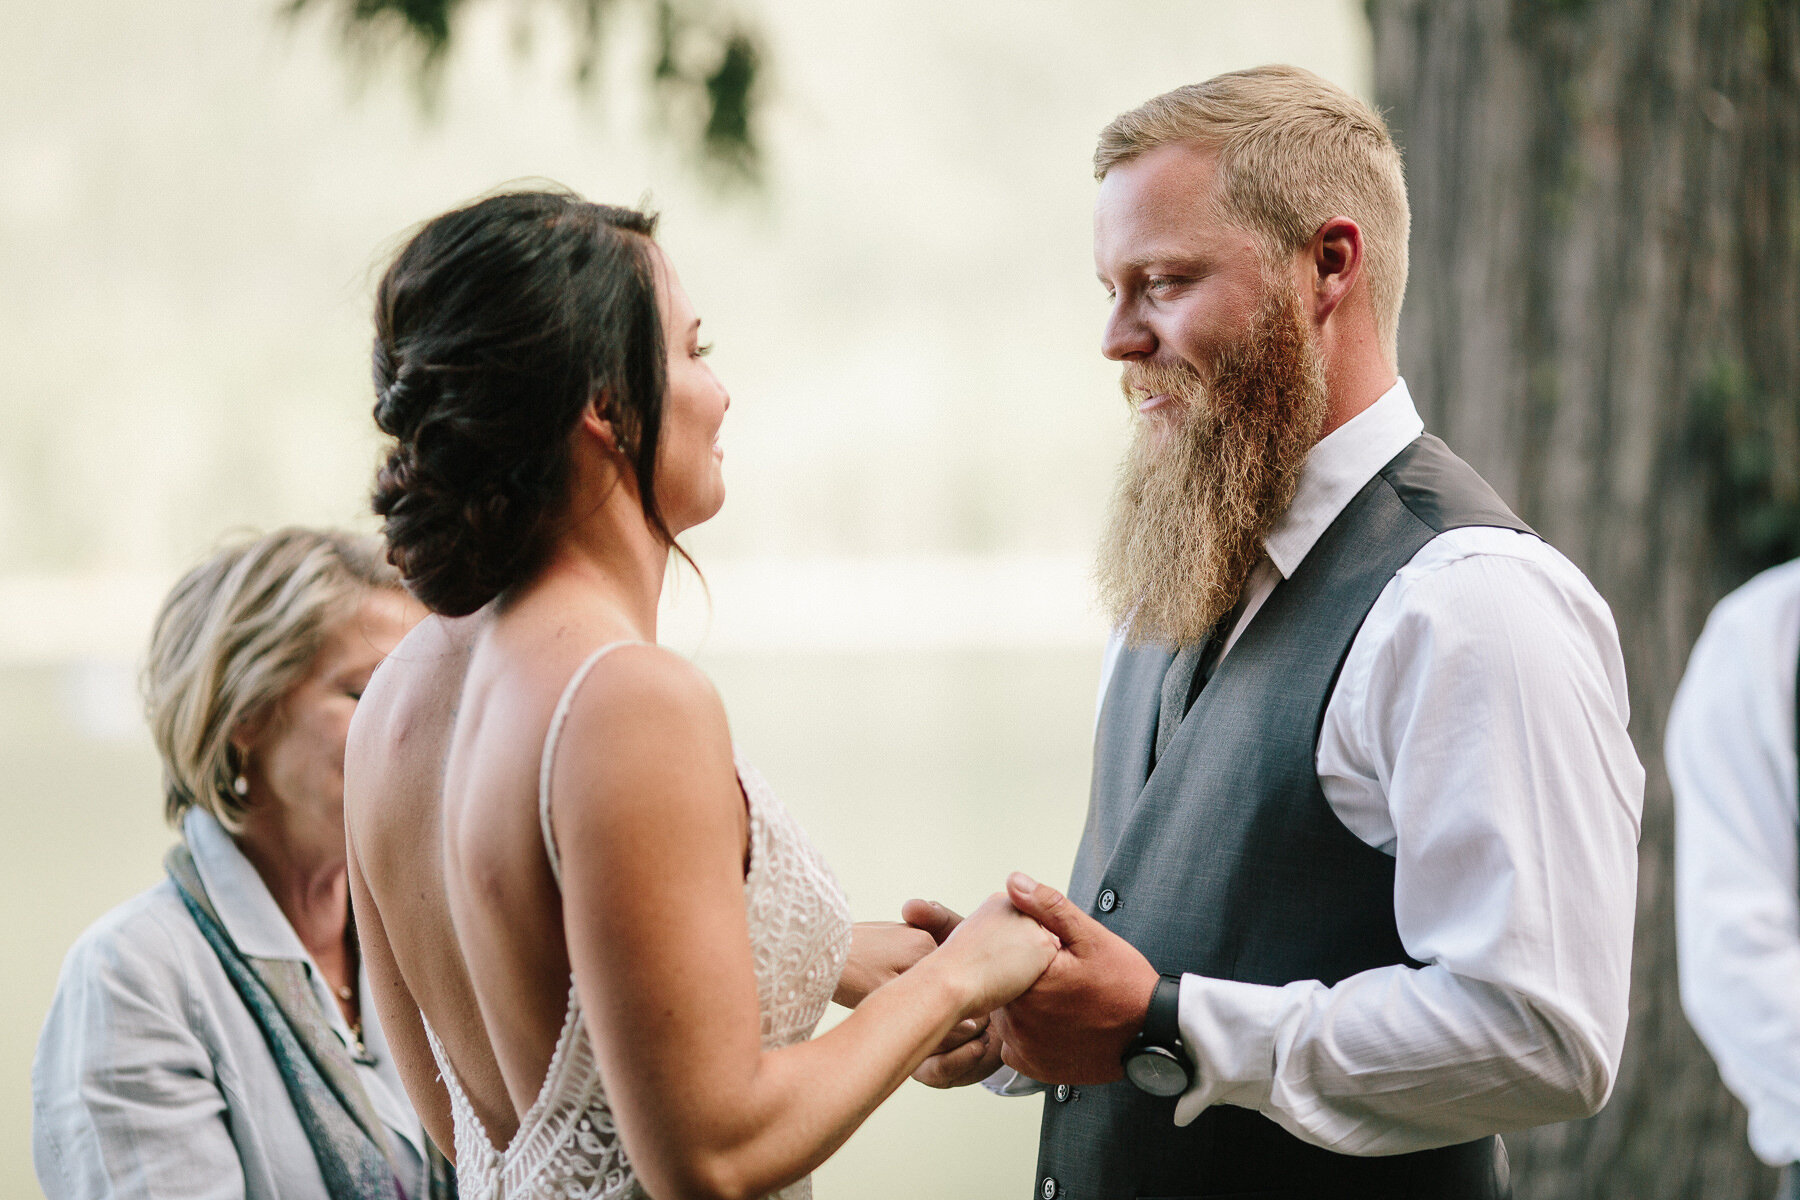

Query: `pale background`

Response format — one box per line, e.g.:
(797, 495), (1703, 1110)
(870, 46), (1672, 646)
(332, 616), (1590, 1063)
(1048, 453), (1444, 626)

(0, 2), (1368, 1195)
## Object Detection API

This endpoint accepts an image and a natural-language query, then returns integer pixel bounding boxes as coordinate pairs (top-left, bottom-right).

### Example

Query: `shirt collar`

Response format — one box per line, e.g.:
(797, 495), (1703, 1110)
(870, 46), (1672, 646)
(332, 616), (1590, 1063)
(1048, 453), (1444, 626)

(1262, 377), (1425, 579)
(183, 807), (313, 962)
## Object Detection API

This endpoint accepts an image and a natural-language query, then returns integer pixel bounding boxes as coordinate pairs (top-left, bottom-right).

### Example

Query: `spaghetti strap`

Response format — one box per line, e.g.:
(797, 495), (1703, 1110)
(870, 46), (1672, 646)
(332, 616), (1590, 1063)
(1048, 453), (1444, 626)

(538, 641), (649, 887)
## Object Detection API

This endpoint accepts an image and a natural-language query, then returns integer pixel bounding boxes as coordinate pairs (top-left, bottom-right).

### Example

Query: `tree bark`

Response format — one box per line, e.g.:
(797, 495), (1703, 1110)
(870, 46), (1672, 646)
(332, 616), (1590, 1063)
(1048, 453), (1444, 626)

(1368, 1), (1799, 1197)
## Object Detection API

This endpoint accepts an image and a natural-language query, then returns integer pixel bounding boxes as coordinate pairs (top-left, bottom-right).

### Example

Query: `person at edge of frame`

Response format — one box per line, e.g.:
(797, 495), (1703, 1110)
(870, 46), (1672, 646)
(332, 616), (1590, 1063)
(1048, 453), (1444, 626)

(1671, 557), (1800, 1200)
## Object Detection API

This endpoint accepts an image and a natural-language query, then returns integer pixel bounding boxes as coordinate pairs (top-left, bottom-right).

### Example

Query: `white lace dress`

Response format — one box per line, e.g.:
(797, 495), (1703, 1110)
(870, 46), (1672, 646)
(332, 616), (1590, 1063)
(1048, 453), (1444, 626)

(422, 643), (853, 1200)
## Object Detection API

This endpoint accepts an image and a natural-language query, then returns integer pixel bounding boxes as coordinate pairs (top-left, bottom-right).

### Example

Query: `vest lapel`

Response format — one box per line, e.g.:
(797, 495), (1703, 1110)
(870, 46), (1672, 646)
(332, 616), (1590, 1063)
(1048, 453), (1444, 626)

(1071, 644), (1169, 907)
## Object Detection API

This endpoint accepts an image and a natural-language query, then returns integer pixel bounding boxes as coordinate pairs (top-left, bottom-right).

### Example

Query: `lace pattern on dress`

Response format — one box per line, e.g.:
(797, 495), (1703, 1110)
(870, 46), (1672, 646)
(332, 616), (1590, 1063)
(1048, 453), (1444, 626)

(421, 644), (852, 1200)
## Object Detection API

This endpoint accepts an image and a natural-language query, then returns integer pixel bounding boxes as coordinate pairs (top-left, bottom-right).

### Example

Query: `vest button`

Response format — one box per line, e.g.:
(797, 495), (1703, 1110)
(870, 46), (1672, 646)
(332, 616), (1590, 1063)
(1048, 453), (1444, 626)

(1041, 1177), (1059, 1200)
(1053, 1083), (1071, 1103)
(1097, 888), (1117, 913)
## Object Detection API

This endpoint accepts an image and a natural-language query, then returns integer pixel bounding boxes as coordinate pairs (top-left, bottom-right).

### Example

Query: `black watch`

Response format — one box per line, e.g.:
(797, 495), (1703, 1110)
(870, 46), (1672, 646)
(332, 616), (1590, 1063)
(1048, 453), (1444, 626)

(1121, 973), (1192, 1097)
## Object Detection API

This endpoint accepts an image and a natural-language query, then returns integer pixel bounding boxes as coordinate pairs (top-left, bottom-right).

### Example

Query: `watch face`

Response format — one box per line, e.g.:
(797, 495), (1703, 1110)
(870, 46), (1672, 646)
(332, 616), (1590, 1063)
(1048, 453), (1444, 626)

(1125, 1047), (1190, 1097)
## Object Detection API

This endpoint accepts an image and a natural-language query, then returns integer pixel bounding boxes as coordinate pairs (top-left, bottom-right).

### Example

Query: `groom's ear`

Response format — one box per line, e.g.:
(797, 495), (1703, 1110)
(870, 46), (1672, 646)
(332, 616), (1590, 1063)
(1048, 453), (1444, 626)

(901, 899), (962, 945)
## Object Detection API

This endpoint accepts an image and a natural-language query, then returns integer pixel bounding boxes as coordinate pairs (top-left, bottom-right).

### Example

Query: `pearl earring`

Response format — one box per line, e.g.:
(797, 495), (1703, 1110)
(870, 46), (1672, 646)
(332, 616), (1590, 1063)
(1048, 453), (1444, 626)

(233, 775), (249, 796)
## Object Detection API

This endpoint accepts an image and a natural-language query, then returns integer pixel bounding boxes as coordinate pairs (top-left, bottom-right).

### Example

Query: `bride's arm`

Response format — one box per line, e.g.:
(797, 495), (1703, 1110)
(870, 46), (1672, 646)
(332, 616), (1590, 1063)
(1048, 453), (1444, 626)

(551, 644), (1051, 1200)
(347, 839), (455, 1159)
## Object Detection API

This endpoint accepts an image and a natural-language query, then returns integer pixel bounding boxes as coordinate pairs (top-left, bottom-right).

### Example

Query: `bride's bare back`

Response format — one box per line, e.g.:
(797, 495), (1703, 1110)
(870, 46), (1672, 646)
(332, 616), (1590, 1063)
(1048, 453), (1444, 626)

(346, 603), (652, 1150)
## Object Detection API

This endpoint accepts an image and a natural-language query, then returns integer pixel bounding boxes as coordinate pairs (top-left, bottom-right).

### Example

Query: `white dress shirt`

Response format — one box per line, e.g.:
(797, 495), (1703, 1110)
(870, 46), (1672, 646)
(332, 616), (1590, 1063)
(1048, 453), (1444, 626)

(1670, 558), (1800, 1167)
(32, 809), (427, 1200)
(1001, 379), (1645, 1155)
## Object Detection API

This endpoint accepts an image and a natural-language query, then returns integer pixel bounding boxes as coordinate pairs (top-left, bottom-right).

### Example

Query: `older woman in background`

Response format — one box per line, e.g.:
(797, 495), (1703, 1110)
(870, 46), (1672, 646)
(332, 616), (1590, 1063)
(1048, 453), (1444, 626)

(31, 528), (447, 1200)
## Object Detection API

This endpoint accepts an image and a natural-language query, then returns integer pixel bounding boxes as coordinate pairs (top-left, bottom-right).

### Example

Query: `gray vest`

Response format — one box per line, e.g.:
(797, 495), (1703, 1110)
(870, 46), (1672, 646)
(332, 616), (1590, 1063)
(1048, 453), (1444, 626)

(1037, 435), (1527, 1200)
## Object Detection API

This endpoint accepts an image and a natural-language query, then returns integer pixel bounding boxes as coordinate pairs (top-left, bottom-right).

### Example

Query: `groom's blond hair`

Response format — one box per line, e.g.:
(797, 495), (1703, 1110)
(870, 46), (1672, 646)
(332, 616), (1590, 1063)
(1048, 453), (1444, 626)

(1095, 65), (1410, 363)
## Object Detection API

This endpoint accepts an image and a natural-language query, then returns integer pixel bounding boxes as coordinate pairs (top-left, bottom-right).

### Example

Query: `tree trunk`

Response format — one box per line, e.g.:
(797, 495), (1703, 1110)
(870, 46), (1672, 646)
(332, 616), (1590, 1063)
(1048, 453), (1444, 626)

(1368, 1), (1799, 1197)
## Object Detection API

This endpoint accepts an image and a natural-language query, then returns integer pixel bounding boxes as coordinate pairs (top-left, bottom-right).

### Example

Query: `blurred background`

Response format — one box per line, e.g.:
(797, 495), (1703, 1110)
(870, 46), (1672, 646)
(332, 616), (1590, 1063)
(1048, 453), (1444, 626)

(5, 1), (1796, 1197)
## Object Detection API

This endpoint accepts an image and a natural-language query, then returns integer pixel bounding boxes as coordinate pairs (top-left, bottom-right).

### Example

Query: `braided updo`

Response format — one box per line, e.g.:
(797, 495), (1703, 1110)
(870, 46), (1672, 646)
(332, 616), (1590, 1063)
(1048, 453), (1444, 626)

(370, 190), (670, 616)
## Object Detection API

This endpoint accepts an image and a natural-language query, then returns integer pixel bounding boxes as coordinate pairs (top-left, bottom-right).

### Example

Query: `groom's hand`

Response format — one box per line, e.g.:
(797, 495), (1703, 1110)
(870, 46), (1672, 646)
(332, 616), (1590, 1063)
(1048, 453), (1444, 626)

(900, 898), (963, 945)
(832, 921), (938, 1008)
(993, 873), (1160, 1085)
(913, 1017), (1006, 1087)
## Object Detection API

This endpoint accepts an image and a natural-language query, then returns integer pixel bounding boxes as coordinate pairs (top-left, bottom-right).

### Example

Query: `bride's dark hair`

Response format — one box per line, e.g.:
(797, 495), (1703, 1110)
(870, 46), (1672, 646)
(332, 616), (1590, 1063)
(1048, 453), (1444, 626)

(370, 189), (671, 616)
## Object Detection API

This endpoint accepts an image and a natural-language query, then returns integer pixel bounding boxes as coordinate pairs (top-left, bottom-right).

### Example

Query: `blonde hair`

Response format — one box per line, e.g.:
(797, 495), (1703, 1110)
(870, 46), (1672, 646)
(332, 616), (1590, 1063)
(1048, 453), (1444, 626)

(144, 527), (399, 830)
(1095, 65), (1410, 362)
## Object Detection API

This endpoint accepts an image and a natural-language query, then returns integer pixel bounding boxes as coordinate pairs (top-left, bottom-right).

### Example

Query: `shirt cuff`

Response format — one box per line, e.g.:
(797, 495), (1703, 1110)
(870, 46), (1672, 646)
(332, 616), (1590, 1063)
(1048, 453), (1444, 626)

(981, 1066), (1047, 1097)
(1171, 973), (1289, 1126)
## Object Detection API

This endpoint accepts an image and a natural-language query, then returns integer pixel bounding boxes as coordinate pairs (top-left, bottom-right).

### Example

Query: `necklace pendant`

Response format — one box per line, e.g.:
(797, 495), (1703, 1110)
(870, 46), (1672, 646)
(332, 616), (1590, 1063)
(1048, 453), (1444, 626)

(347, 1024), (376, 1066)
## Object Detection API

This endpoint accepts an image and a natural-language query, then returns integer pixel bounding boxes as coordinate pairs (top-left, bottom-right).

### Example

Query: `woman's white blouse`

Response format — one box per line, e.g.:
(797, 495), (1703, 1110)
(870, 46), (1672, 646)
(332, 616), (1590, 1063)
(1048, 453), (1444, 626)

(31, 810), (427, 1200)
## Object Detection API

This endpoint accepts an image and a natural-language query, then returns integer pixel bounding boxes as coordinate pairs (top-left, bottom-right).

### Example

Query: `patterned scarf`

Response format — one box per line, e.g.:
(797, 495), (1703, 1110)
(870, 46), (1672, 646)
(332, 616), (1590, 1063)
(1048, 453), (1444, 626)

(166, 843), (456, 1200)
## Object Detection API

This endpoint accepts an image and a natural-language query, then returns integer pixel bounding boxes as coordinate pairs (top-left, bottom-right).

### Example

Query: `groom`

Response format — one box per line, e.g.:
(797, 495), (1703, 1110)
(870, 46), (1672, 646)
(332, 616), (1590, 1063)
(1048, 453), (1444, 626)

(907, 66), (1643, 1199)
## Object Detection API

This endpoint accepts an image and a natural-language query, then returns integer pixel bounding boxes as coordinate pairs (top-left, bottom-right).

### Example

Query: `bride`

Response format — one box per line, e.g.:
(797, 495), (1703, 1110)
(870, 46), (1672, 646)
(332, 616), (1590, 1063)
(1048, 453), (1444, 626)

(343, 189), (1055, 1199)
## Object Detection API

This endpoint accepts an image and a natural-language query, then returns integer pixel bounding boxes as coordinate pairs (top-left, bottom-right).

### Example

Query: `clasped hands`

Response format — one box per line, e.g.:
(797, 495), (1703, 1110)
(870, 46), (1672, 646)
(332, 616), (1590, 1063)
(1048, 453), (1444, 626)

(834, 872), (1161, 1089)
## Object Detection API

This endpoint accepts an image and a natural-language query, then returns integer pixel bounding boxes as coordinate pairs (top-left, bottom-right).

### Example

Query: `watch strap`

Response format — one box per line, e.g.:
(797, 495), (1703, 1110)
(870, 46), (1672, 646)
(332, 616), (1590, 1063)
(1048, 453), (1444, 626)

(1143, 973), (1183, 1049)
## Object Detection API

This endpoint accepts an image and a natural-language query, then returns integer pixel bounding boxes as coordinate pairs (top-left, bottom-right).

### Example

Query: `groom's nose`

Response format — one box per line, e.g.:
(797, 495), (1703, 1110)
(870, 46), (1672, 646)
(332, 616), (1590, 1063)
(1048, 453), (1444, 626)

(1103, 301), (1155, 362)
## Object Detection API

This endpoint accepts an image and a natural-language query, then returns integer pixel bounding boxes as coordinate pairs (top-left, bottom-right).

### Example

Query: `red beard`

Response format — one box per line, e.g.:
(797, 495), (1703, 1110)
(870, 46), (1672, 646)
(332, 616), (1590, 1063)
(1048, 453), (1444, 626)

(1097, 281), (1330, 647)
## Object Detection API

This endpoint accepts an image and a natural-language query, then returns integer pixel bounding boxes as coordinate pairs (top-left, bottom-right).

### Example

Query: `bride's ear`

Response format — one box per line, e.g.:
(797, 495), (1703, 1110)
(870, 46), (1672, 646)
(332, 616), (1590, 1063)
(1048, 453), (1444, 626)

(579, 391), (621, 454)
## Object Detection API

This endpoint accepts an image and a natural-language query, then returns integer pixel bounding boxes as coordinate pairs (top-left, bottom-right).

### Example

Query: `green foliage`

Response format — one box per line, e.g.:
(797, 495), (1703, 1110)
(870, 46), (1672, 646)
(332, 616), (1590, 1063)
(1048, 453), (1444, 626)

(649, 0), (759, 180)
(284, 0), (764, 180)
(313, 0), (462, 59)
(1690, 357), (1800, 576)
(701, 31), (757, 171)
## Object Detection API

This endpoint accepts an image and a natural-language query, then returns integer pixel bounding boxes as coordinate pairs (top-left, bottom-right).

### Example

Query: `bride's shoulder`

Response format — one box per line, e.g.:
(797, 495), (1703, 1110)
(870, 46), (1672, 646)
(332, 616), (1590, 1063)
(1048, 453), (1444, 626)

(569, 640), (719, 712)
(547, 644), (743, 870)
(553, 642), (733, 776)
(358, 612), (477, 717)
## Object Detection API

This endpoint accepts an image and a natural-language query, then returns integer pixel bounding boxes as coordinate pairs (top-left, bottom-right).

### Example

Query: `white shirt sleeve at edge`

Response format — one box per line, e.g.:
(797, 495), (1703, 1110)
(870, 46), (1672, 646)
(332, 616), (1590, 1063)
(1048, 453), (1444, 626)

(1670, 567), (1800, 1167)
(1172, 531), (1645, 1153)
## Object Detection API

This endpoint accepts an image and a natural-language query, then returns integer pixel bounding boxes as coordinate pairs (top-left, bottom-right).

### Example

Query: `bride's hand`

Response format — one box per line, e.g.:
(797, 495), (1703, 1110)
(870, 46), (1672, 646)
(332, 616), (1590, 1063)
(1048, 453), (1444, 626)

(833, 922), (939, 1008)
(930, 891), (1059, 1018)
